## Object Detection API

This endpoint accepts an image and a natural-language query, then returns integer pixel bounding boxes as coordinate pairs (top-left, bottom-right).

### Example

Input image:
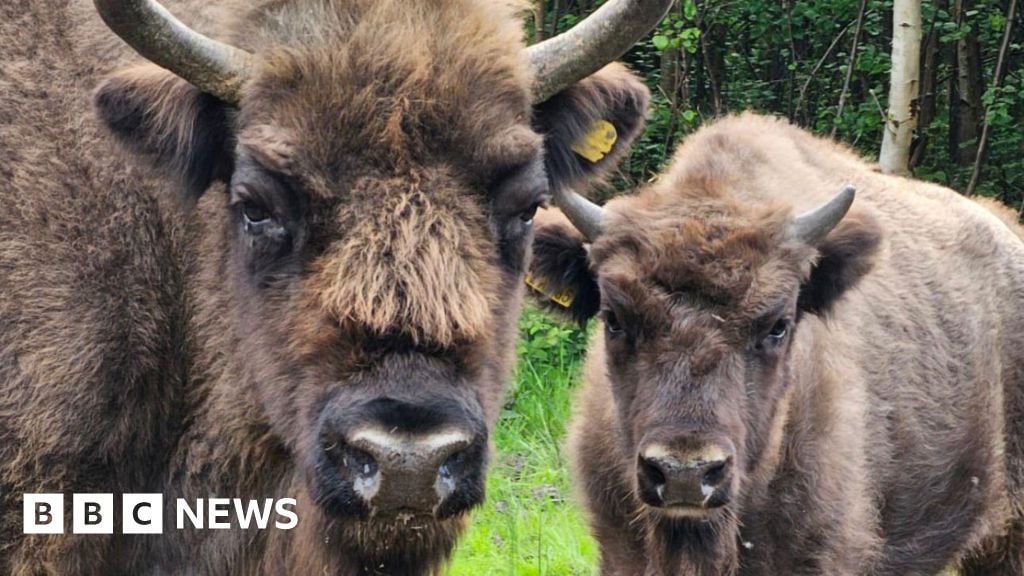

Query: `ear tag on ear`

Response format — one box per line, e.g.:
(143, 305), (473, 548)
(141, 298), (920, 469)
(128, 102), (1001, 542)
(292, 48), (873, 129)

(571, 120), (618, 163)
(524, 271), (576, 308)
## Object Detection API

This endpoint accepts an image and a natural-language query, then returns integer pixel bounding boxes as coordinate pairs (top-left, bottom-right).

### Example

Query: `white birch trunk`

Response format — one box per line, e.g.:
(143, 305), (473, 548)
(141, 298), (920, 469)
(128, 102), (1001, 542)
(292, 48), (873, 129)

(878, 0), (922, 175)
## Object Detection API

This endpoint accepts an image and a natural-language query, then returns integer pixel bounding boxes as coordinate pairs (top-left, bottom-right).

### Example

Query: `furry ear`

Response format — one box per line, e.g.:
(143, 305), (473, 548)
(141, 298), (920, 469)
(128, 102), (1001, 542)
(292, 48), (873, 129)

(527, 208), (601, 324)
(798, 211), (883, 315)
(93, 64), (234, 203)
(533, 63), (649, 191)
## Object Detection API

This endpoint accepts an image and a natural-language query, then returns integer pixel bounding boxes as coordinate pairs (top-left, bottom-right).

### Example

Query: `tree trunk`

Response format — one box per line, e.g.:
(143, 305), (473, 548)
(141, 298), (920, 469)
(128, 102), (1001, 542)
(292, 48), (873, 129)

(879, 0), (922, 175)
(549, 0), (563, 37)
(660, 44), (679, 103)
(910, 0), (946, 168)
(534, 0), (547, 42)
(698, 23), (724, 115)
(949, 0), (984, 165)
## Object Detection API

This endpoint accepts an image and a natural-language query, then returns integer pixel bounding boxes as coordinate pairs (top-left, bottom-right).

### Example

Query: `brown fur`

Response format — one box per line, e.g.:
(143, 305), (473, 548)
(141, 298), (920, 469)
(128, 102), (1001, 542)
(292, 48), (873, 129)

(531, 113), (1024, 575)
(0, 0), (649, 573)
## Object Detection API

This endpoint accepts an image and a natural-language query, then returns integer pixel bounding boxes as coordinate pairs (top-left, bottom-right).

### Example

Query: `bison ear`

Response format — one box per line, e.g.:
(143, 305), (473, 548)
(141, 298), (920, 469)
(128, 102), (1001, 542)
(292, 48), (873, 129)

(527, 208), (601, 324)
(797, 211), (883, 316)
(93, 64), (234, 204)
(533, 63), (649, 191)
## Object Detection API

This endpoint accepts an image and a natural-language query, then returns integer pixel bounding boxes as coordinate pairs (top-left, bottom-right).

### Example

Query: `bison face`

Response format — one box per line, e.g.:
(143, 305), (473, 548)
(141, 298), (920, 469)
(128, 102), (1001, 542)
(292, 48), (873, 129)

(529, 187), (881, 523)
(222, 144), (528, 523)
(91, 0), (652, 568)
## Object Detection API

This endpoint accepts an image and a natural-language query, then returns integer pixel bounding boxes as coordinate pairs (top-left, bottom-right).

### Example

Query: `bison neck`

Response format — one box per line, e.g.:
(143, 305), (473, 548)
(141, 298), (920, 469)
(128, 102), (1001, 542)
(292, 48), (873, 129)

(730, 317), (880, 574)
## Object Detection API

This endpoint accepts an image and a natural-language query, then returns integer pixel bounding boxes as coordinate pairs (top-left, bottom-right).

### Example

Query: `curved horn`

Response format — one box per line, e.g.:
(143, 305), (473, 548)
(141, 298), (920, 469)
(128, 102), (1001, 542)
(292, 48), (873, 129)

(553, 186), (605, 241)
(787, 185), (856, 245)
(527, 0), (673, 103)
(94, 0), (252, 103)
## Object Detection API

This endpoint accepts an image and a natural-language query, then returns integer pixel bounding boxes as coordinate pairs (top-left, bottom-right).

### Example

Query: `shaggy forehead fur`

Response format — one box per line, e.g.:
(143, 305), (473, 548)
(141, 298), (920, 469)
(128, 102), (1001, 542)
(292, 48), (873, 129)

(308, 170), (502, 345)
(231, 0), (536, 345)
(591, 188), (813, 340)
(238, 0), (534, 176)
(589, 115), (839, 330)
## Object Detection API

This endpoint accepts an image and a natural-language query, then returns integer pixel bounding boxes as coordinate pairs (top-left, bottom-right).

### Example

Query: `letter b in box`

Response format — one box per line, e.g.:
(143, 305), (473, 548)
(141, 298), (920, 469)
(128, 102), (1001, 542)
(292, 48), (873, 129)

(122, 494), (163, 534)
(23, 494), (63, 534)
(73, 494), (114, 534)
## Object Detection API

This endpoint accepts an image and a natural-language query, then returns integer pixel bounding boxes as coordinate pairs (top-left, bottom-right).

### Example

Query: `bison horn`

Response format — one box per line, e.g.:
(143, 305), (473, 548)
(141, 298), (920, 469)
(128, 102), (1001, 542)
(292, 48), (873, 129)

(94, 0), (252, 103)
(553, 186), (605, 241)
(526, 0), (673, 103)
(788, 185), (856, 245)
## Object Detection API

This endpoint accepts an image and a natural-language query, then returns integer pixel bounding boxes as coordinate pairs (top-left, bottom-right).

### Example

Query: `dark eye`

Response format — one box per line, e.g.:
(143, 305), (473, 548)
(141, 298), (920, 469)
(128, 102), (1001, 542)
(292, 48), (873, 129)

(242, 201), (271, 224)
(762, 319), (788, 347)
(519, 203), (540, 223)
(602, 309), (624, 336)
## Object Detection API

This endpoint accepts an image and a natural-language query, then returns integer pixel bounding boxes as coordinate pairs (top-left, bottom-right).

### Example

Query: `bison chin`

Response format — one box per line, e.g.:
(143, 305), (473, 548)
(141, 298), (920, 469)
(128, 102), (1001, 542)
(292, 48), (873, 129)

(271, 493), (472, 575)
(644, 511), (741, 576)
(335, 514), (469, 574)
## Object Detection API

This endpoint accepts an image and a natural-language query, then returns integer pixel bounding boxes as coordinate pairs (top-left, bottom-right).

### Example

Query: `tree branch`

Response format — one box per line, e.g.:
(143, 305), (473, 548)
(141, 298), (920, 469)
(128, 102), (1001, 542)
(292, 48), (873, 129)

(832, 0), (869, 138)
(965, 0), (1017, 195)
(795, 20), (853, 123)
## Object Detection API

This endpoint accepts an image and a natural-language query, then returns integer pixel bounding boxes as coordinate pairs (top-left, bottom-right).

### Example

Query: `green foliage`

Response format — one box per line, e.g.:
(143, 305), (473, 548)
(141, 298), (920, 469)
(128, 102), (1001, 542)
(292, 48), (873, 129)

(572, 0), (1023, 205)
(516, 310), (588, 372)
(977, 69), (1024, 200)
(447, 308), (595, 575)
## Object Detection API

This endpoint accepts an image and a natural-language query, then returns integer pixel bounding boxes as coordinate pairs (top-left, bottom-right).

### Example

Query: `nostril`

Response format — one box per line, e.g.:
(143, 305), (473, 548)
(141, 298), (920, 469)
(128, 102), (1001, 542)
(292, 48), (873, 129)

(339, 446), (379, 480)
(637, 455), (670, 507)
(439, 449), (467, 480)
(640, 457), (667, 488)
(318, 439), (382, 513)
(702, 460), (728, 487)
(436, 449), (469, 502)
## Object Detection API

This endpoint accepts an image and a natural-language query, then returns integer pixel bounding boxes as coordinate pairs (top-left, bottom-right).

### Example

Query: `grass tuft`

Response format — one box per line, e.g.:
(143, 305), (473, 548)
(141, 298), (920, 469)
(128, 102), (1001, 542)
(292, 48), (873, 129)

(446, 307), (596, 575)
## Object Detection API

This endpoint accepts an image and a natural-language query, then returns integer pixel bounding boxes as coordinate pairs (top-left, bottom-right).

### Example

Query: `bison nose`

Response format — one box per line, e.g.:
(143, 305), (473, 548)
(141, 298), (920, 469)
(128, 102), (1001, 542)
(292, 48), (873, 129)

(636, 439), (735, 510)
(322, 426), (486, 519)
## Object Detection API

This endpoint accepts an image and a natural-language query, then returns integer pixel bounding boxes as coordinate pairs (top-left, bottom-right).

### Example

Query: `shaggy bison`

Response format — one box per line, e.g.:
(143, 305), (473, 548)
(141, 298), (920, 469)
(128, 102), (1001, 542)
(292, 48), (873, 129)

(0, 0), (666, 573)
(530, 113), (1024, 575)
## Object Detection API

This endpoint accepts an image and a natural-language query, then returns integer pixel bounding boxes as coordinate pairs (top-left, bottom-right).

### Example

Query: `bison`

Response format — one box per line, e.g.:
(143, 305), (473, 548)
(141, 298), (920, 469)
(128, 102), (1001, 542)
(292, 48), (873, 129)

(529, 113), (1024, 575)
(0, 0), (666, 573)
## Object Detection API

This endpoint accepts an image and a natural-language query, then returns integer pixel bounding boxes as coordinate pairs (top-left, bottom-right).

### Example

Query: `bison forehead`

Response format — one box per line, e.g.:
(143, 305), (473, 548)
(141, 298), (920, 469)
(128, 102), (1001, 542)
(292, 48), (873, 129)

(306, 174), (501, 347)
(236, 0), (534, 178)
(594, 200), (797, 310)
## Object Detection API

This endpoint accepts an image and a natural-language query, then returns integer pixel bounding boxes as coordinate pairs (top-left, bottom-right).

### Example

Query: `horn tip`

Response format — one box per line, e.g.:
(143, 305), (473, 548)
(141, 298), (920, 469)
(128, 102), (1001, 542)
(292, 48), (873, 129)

(836, 184), (856, 212)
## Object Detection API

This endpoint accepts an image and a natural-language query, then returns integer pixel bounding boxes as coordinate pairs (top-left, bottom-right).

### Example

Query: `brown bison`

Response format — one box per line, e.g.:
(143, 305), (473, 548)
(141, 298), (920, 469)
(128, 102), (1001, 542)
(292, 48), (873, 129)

(0, 0), (666, 573)
(529, 113), (1024, 575)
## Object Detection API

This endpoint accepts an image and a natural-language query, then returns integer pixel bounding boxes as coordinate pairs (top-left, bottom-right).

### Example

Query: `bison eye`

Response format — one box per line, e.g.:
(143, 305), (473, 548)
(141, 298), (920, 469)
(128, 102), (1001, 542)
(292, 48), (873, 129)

(762, 319), (788, 348)
(519, 202), (542, 223)
(601, 309), (624, 336)
(242, 201), (271, 224)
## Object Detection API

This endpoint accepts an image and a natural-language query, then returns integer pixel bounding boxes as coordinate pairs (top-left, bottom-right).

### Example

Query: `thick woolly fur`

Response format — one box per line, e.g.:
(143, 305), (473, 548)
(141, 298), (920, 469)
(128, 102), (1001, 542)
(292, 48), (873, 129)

(0, 0), (649, 574)
(531, 113), (1024, 575)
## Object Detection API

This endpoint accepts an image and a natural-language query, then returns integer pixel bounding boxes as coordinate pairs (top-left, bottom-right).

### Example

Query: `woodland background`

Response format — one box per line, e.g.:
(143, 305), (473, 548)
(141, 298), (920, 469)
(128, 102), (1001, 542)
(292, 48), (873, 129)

(537, 0), (1022, 204)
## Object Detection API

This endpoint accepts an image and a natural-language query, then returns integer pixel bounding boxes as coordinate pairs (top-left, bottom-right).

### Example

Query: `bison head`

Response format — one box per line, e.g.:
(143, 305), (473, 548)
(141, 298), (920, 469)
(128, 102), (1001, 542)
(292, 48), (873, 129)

(529, 170), (882, 536)
(88, 0), (663, 571)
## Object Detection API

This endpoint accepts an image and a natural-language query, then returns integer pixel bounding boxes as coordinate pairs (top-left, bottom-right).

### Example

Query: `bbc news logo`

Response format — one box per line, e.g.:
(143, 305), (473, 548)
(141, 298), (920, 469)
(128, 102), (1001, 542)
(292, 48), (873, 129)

(23, 494), (298, 534)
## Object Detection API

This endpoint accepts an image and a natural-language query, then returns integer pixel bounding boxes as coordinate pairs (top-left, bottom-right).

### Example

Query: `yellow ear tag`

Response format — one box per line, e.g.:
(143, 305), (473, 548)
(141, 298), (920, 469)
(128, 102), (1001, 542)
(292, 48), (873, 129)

(570, 120), (618, 163)
(525, 271), (576, 308)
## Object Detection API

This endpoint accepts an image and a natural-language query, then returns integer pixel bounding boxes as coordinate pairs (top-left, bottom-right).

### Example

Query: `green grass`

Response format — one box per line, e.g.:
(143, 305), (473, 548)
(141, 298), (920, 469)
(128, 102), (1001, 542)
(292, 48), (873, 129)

(446, 308), (597, 576)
